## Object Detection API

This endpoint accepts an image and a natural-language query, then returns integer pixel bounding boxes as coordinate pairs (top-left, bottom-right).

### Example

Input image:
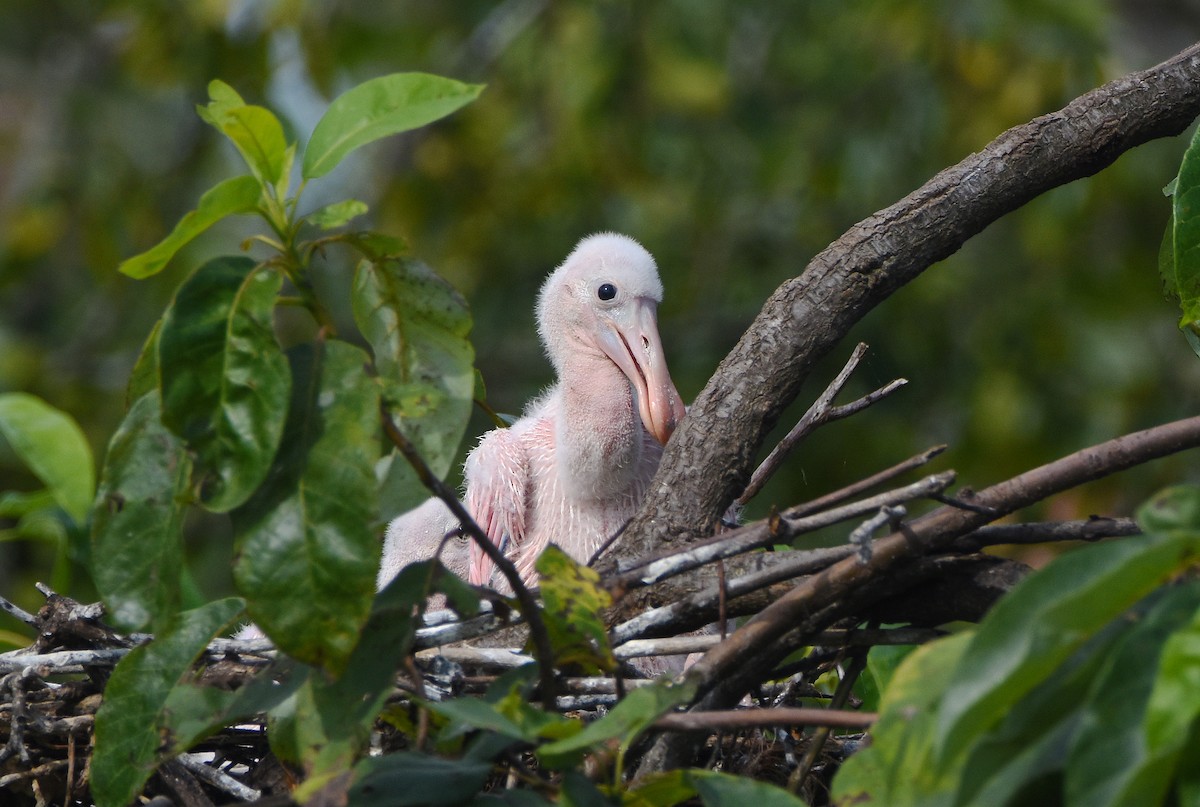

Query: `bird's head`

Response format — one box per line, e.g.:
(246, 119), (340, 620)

(537, 233), (686, 444)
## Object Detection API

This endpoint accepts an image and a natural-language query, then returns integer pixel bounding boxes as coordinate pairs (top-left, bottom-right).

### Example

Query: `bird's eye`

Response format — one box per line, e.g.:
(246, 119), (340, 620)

(597, 283), (617, 301)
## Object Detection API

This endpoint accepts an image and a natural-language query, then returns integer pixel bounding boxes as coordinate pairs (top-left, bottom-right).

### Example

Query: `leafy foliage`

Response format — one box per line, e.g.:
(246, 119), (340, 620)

(831, 487), (1200, 806)
(1160, 122), (1200, 356)
(0, 393), (94, 599)
(81, 74), (483, 806)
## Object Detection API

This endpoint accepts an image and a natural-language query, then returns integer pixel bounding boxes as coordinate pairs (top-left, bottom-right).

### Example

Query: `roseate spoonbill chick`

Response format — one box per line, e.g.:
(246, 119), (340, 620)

(379, 232), (686, 592)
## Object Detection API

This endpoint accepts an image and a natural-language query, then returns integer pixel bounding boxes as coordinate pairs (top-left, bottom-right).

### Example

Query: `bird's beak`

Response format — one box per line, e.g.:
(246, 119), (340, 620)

(598, 299), (687, 445)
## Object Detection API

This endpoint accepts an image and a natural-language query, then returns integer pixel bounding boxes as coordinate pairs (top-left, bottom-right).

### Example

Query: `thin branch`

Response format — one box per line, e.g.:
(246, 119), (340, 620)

(739, 343), (907, 505)
(789, 650), (868, 792)
(609, 471), (955, 593)
(379, 403), (558, 709)
(613, 627), (942, 657)
(788, 444), (947, 518)
(954, 516), (1140, 550)
(0, 595), (38, 629)
(652, 707), (876, 733)
(176, 753), (261, 802)
(0, 648), (129, 674)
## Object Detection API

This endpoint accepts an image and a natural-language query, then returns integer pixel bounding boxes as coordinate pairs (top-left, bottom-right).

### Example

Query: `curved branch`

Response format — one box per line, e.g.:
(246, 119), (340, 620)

(609, 42), (1200, 569)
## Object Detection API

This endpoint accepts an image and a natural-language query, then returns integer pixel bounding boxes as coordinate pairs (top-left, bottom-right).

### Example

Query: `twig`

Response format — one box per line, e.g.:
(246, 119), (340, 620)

(614, 627), (942, 658)
(0, 648), (130, 674)
(788, 444), (947, 518)
(380, 403), (558, 709)
(652, 707), (875, 733)
(610, 471), (955, 591)
(954, 517), (1140, 549)
(789, 650), (868, 792)
(0, 594), (38, 628)
(176, 752), (261, 802)
(848, 505), (907, 564)
(739, 343), (907, 505)
(0, 758), (68, 788)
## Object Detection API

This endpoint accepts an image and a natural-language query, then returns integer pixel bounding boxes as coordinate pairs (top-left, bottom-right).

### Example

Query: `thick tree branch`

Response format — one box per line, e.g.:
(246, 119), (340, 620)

(609, 42), (1200, 568)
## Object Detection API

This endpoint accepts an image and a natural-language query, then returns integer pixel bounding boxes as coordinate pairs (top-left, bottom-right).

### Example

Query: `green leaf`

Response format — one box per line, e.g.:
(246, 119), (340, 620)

(91, 597), (244, 807)
(231, 339), (379, 674)
(90, 393), (191, 633)
(0, 392), (94, 526)
(1138, 484), (1200, 534)
(831, 633), (972, 807)
(537, 677), (697, 771)
(159, 256), (290, 512)
(1142, 592), (1200, 798)
(857, 641), (916, 713)
(1065, 582), (1200, 807)
(309, 198), (369, 230)
(198, 80), (290, 188)
(560, 771), (619, 807)
(284, 562), (430, 797)
(625, 770), (698, 807)
(303, 72), (484, 179)
(126, 317), (162, 409)
(953, 593), (1150, 807)
(687, 769), (811, 806)
(161, 659), (305, 756)
(118, 175), (261, 279)
(353, 258), (474, 519)
(346, 752), (493, 807)
(934, 530), (1200, 766)
(1168, 124), (1200, 327)
(536, 545), (617, 673)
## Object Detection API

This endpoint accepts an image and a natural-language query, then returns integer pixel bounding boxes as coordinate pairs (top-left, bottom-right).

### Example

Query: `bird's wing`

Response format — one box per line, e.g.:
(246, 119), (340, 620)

(464, 427), (530, 586)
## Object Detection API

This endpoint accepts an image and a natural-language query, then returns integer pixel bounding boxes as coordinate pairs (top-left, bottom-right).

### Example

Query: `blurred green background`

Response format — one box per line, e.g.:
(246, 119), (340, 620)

(2, 1), (1199, 621)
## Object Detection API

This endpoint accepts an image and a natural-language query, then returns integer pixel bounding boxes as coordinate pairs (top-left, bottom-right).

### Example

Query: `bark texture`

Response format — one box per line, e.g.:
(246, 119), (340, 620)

(604, 43), (1200, 570)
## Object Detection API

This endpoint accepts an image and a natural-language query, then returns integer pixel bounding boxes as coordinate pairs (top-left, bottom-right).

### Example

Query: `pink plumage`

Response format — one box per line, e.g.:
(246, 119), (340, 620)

(379, 233), (685, 592)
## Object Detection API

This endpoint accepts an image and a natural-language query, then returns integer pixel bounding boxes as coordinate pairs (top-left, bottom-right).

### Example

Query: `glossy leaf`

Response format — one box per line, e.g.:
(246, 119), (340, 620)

(353, 258), (473, 518)
(91, 597), (244, 807)
(625, 770), (698, 807)
(1141, 594), (1200, 797)
(688, 769), (811, 806)
(161, 659), (305, 757)
(0, 392), (94, 525)
(537, 677), (697, 770)
(831, 633), (971, 807)
(90, 393), (191, 632)
(159, 256), (289, 512)
(953, 596), (1145, 807)
(303, 72), (484, 179)
(934, 530), (1200, 765)
(1138, 484), (1200, 534)
(231, 340), (379, 674)
(117, 175), (261, 279)
(346, 753), (493, 807)
(285, 562), (430, 797)
(309, 198), (369, 230)
(1065, 582), (1200, 807)
(125, 317), (162, 408)
(1167, 124), (1200, 326)
(536, 545), (617, 673)
(198, 80), (290, 188)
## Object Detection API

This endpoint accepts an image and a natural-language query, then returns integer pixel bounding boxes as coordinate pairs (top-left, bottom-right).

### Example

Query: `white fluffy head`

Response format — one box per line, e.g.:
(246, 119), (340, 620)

(536, 233), (664, 369)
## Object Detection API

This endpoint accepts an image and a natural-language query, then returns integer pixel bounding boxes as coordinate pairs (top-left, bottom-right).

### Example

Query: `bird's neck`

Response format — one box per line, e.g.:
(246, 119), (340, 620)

(554, 352), (644, 500)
